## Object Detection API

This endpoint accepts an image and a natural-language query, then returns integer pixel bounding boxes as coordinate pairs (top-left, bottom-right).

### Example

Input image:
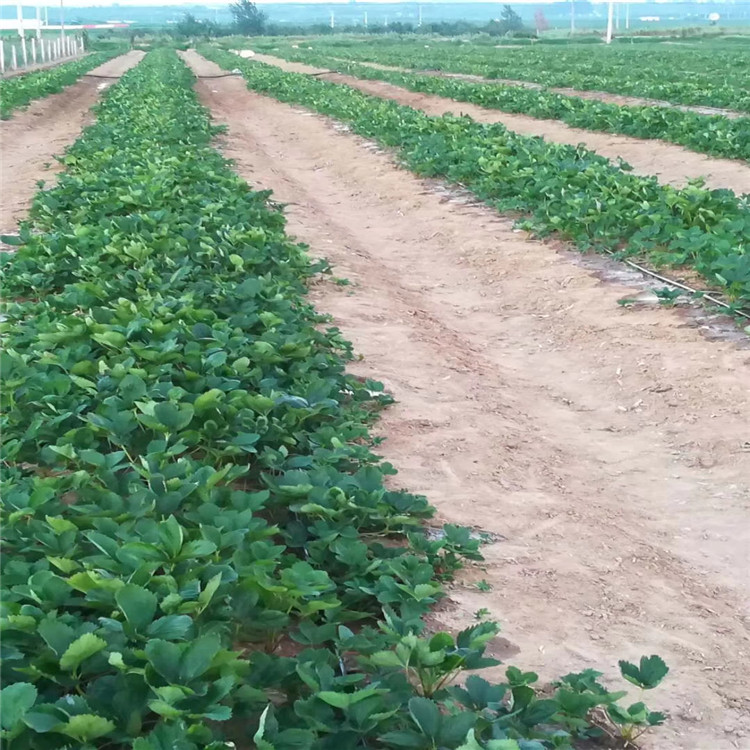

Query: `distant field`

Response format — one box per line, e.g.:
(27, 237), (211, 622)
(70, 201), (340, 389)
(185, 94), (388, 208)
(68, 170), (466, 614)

(252, 36), (750, 111)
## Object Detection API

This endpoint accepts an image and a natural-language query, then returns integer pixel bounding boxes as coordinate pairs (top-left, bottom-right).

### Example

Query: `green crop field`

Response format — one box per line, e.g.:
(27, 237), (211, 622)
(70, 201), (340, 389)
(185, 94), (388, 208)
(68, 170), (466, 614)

(254, 36), (750, 111)
(246, 39), (750, 161)
(2, 32), (748, 750)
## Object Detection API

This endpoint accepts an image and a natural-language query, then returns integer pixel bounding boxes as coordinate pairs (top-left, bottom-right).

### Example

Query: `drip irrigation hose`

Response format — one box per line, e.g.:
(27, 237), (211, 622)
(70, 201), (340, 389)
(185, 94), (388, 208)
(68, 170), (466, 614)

(603, 250), (750, 320)
(83, 73), (242, 80)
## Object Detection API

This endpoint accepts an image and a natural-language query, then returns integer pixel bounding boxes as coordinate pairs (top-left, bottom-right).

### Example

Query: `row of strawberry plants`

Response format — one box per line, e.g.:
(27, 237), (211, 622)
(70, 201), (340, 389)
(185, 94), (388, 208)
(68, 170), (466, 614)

(263, 38), (750, 112)
(0, 47), (668, 749)
(0, 50), (122, 119)
(202, 48), (750, 312)
(257, 44), (750, 162)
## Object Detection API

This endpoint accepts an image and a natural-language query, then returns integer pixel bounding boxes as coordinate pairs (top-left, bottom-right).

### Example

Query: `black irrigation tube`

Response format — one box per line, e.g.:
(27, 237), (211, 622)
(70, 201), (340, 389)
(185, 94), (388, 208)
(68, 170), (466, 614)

(294, 69), (750, 322)
(83, 72), (242, 80)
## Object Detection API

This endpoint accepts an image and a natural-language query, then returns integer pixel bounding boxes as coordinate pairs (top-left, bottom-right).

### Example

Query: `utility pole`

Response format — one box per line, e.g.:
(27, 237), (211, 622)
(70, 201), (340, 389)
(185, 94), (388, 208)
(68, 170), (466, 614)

(615, 1), (620, 30)
(36, 3), (42, 39)
(418, 5), (422, 26)
(17, 4), (28, 67)
(60, 0), (65, 52)
(570, 0), (575, 34)
(329, 10), (334, 29)
(605, 1), (614, 43)
(625, 2), (630, 30)
(364, 11), (367, 28)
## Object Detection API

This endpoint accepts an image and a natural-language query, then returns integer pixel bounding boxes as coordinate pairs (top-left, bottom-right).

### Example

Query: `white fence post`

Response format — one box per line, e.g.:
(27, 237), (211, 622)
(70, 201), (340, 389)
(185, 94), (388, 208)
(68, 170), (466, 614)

(21, 36), (28, 67)
(31, 37), (37, 64)
(0, 41), (5, 74)
(11, 45), (18, 70)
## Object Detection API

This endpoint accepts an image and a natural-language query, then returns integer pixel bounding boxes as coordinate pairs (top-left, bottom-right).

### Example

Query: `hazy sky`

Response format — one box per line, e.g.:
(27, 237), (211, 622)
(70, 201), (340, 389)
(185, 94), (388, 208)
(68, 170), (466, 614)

(0, 0), (654, 6)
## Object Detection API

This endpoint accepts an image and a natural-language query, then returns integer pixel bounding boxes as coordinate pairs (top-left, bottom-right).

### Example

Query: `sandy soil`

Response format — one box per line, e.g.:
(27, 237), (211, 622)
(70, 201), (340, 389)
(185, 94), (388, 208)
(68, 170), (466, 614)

(248, 52), (750, 196)
(182, 50), (750, 749)
(352, 59), (745, 121)
(0, 50), (144, 232)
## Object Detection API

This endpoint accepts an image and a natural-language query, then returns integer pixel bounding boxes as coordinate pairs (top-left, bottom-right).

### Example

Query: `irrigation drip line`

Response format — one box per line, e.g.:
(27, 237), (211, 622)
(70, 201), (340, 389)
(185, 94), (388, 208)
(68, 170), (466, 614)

(84, 73), (241, 80)
(605, 251), (750, 320)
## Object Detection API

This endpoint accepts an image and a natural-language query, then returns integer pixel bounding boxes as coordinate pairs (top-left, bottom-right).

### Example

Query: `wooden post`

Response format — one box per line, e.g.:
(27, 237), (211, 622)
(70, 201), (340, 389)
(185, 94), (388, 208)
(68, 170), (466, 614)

(31, 37), (37, 63)
(12, 45), (18, 70)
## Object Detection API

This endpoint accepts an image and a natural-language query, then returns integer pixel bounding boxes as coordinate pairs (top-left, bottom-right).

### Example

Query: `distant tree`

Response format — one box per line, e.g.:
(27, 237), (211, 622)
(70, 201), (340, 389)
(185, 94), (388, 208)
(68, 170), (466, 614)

(501, 5), (524, 31)
(173, 13), (224, 40)
(230, 0), (266, 35)
(486, 5), (526, 36)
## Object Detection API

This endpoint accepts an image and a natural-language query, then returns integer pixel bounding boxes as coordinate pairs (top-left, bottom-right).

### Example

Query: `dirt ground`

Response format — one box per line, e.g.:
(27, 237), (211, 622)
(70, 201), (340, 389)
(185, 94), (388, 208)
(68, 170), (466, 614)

(181, 51), (750, 749)
(247, 52), (750, 196)
(0, 50), (144, 232)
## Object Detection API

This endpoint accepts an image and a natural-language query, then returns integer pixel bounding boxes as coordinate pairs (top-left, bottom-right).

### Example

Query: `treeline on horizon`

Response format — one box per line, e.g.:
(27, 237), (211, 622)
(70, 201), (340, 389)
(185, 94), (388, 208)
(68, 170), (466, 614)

(161, 1), (538, 39)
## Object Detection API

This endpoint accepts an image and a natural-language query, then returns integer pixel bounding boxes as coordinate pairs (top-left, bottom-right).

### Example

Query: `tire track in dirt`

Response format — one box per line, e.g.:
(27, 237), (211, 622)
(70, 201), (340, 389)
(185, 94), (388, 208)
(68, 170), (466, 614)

(0, 50), (145, 231)
(182, 50), (750, 750)
(248, 51), (750, 195)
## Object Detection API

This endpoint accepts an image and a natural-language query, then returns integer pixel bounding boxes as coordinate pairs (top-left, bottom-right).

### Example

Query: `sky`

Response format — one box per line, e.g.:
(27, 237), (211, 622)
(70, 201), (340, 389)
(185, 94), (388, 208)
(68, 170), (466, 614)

(0, 0), (700, 6)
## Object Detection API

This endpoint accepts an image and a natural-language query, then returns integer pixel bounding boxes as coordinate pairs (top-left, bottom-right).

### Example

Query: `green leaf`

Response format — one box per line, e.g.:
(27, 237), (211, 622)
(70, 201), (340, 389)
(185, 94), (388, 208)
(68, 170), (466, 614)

(0, 683), (37, 730)
(92, 331), (126, 349)
(60, 714), (115, 742)
(45, 515), (77, 534)
(154, 402), (194, 431)
(618, 655), (669, 689)
(116, 584), (158, 631)
(369, 650), (404, 668)
(145, 639), (181, 682)
(408, 697), (441, 739)
(38, 618), (76, 656)
(23, 708), (65, 733)
(179, 635), (221, 681)
(59, 633), (107, 672)
(318, 691), (351, 709)
(147, 615), (193, 640)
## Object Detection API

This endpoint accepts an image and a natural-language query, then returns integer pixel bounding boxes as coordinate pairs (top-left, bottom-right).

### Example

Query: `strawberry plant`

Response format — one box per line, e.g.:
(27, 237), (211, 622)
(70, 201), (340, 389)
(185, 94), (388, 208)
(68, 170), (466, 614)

(259, 37), (750, 112)
(203, 47), (750, 314)
(0, 50), (122, 119)
(260, 44), (750, 162)
(1, 48), (670, 749)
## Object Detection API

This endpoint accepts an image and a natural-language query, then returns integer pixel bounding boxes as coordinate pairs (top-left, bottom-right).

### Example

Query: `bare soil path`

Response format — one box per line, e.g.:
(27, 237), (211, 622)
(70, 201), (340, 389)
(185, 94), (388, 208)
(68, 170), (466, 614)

(183, 50), (750, 750)
(345, 59), (746, 120)
(249, 52), (750, 195)
(0, 50), (144, 231)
